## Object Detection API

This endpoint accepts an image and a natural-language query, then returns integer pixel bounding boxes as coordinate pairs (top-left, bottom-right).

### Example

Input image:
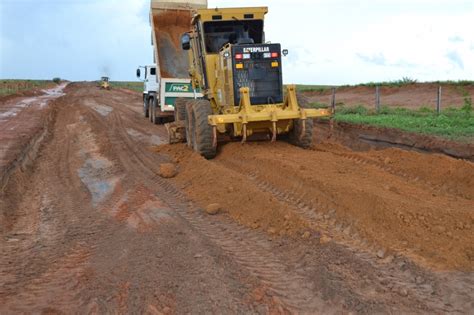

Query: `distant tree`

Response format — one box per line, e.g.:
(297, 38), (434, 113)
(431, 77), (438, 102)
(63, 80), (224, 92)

(52, 77), (61, 84)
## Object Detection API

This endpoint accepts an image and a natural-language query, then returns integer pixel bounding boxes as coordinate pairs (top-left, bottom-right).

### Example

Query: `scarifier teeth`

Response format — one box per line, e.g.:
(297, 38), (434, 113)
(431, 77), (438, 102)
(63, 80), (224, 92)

(241, 124), (247, 144)
(299, 119), (306, 140)
(272, 121), (277, 142)
(212, 126), (217, 148)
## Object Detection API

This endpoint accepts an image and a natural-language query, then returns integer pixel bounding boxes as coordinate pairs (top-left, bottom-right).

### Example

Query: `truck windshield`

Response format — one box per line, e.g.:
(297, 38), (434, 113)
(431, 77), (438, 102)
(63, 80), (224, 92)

(203, 20), (264, 53)
(150, 68), (156, 75)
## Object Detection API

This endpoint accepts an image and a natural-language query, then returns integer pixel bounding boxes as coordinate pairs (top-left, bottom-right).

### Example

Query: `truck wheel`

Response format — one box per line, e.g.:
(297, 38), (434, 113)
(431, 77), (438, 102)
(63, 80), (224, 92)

(185, 101), (195, 148)
(174, 98), (187, 122)
(144, 97), (149, 118)
(151, 98), (167, 125)
(192, 99), (216, 159)
(289, 95), (314, 149)
(148, 98), (154, 123)
(155, 105), (165, 125)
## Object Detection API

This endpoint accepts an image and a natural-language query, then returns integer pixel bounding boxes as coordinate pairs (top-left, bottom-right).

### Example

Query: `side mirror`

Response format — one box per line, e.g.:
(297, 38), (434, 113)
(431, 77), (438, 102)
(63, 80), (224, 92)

(282, 49), (289, 56)
(181, 33), (191, 50)
(136, 68), (141, 78)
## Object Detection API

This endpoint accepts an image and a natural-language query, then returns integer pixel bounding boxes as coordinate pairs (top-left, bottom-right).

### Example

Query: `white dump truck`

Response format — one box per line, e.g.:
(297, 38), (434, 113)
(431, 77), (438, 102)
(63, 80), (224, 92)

(137, 0), (207, 124)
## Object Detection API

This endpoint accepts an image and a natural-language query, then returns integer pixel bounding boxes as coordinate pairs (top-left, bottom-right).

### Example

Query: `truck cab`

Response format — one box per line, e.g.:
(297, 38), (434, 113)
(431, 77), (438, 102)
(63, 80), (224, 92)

(137, 65), (159, 119)
(137, 65), (198, 124)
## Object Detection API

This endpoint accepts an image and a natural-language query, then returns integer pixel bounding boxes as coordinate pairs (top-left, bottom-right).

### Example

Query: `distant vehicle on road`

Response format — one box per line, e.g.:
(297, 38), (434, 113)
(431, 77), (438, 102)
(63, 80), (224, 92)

(100, 77), (110, 90)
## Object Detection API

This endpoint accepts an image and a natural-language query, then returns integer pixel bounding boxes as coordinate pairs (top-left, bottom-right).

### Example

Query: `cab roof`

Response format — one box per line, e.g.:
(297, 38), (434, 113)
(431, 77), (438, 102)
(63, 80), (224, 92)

(193, 7), (268, 23)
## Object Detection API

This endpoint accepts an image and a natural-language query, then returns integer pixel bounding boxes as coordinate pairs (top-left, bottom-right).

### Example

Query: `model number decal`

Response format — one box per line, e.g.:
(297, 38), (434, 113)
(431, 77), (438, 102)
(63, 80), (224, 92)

(242, 47), (270, 53)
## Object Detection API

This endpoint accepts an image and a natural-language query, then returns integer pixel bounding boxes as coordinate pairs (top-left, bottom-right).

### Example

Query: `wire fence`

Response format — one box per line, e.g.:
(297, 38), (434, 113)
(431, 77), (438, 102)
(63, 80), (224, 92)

(306, 85), (473, 114)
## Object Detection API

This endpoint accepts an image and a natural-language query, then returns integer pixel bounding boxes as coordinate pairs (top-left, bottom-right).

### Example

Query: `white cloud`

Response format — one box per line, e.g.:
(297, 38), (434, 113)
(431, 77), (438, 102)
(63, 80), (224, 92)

(1, 0), (150, 80)
(209, 0), (474, 84)
(2, 0), (473, 83)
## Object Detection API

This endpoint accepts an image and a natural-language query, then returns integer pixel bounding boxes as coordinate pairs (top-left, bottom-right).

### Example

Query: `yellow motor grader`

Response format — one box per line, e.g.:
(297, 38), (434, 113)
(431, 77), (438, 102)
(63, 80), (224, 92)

(100, 76), (110, 90)
(168, 6), (331, 159)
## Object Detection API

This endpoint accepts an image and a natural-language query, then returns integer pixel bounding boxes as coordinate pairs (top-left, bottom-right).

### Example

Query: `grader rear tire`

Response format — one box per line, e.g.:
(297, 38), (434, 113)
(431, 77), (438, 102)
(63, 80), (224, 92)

(192, 100), (216, 159)
(289, 95), (314, 149)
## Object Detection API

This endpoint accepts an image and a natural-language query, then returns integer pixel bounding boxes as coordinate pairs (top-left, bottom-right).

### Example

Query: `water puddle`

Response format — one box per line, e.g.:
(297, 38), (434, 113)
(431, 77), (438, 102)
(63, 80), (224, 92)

(84, 100), (113, 117)
(0, 83), (67, 122)
(71, 117), (119, 207)
(126, 128), (166, 145)
(77, 160), (119, 206)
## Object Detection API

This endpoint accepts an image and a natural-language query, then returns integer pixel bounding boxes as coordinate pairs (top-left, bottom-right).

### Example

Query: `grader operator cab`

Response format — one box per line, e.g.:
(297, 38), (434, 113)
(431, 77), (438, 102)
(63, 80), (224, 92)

(168, 6), (331, 159)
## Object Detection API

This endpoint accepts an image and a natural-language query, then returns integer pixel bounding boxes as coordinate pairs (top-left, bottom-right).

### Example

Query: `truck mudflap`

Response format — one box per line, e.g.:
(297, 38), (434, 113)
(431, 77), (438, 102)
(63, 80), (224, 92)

(208, 85), (331, 141)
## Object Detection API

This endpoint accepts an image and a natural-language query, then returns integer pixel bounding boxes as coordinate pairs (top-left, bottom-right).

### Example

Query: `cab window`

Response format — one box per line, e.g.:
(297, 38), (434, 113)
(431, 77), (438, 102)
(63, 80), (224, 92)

(203, 20), (264, 53)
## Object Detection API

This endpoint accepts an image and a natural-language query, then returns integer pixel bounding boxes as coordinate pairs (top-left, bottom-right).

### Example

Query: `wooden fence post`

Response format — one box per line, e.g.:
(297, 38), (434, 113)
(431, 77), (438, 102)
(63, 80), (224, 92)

(375, 86), (381, 112)
(436, 86), (442, 114)
(329, 87), (336, 135)
(331, 87), (336, 114)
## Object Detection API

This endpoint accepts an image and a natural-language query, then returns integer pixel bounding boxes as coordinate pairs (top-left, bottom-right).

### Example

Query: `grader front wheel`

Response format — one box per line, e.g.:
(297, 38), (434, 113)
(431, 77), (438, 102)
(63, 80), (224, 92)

(289, 95), (314, 149)
(190, 100), (216, 159)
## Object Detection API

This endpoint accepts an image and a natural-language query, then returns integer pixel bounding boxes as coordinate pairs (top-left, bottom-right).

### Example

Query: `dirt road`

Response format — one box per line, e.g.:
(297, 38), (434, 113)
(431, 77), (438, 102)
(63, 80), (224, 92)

(1, 83), (473, 314)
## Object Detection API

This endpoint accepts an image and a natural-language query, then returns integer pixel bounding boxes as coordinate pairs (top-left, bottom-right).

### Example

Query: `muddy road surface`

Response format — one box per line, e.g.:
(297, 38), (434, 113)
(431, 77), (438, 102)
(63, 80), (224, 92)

(1, 83), (473, 314)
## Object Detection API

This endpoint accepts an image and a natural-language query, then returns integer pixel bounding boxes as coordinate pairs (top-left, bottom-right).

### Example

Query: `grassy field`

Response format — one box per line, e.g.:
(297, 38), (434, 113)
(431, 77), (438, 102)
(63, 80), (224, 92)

(110, 81), (143, 93)
(0, 80), (56, 96)
(340, 79), (474, 88)
(332, 105), (474, 141)
(297, 80), (474, 90)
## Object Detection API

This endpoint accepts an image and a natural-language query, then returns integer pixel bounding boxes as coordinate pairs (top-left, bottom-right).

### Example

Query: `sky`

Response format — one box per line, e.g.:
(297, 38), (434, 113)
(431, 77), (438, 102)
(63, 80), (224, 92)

(1, 0), (473, 85)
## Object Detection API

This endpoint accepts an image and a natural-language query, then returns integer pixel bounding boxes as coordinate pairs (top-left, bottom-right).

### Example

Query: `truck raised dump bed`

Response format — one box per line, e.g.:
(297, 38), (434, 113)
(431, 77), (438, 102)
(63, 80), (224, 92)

(138, 0), (207, 124)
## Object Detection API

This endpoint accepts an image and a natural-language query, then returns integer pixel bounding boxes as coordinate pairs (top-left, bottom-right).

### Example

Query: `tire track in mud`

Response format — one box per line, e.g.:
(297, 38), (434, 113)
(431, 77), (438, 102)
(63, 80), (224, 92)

(81, 86), (474, 313)
(0, 102), (109, 313)
(64, 102), (319, 311)
(4, 85), (472, 313)
(86, 89), (474, 313)
(106, 115), (336, 313)
(103, 107), (470, 314)
(214, 147), (474, 313)
(100, 110), (340, 313)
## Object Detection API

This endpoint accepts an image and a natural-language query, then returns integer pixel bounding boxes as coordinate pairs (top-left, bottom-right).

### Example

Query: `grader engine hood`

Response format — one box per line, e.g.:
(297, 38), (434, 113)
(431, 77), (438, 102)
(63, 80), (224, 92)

(232, 44), (283, 106)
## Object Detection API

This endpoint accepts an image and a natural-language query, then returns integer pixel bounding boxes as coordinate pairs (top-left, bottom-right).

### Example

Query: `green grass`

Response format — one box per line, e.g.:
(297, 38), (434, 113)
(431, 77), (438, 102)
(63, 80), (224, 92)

(334, 105), (474, 141)
(0, 79), (56, 96)
(110, 81), (143, 93)
(294, 85), (334, 93)
(308, 102), (330, 109)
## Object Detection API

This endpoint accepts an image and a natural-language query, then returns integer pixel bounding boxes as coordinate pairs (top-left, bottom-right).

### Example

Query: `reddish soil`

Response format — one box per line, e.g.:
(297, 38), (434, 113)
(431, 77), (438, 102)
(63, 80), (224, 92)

(314, 120), (474, 160)
(158, 141), (474, 271)
(0, 83), (67, 190)
(1, 83), (473, 313)
(305, 83), (474, 109)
